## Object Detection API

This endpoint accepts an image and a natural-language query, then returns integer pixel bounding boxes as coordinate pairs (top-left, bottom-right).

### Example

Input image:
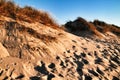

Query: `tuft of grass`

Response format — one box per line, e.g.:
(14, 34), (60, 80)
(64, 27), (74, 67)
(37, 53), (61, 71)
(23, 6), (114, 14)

(0, 0), (58, 27)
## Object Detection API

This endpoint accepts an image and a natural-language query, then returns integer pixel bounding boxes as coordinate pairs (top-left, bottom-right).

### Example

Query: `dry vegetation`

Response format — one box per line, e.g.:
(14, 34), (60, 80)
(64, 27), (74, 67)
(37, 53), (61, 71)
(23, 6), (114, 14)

(65, 17), (90, 32)
(3, 21), (56, 43)
(93, 20), (120, 35)
(65, 17), (120, 37)
(64, 17), (100, 36)
(0, 0), (58, 27)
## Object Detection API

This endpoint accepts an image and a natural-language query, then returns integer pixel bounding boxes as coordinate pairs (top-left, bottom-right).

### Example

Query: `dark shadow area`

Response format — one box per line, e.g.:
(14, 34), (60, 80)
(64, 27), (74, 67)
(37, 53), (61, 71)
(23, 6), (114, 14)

(47, 73), (55, 80)
(81, 52), (86, 57)
(88, 69), (99, 77)
(15, 74), (24, 79)
(74, 53), (81, 59)
(34, 61), (56, 80)
(3, 76), (8, 80)
(94, 57), (103, 64)
(48, 63), (55, 69)
(34, 61), (49, 75)
(96, 67), (104, 75)
(84, 74), (92, 80)
(60, 60), (66, 68)
(74, 61), (84, 77)
(109, 60), (118, 69)
(0, 70), (3, 76)
(110, 56), (120, 65)
(82, 58), (89, 64)
(30, 76), (40, 80)
(58, 74), (64, 77)
(112, 76), (119, 80)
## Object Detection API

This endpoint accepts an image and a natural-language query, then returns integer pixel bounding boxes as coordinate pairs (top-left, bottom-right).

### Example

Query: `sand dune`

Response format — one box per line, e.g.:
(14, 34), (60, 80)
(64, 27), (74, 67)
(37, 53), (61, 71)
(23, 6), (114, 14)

(0, 16), (119, 80)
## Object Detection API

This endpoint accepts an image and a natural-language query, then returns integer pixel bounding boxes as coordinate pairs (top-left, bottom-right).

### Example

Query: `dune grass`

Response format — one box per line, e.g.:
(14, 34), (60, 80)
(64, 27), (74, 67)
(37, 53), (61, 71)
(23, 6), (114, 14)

(0, 0), (58, 27)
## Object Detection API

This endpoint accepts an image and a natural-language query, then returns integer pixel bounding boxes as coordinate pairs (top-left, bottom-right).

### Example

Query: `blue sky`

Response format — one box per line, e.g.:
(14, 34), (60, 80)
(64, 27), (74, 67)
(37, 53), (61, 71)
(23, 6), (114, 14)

(14, 0), (120, 26)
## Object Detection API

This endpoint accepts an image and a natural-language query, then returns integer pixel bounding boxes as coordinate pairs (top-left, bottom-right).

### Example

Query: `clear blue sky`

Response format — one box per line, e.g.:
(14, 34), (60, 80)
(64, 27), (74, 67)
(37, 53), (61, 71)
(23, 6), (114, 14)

(14, 0), (120, 26)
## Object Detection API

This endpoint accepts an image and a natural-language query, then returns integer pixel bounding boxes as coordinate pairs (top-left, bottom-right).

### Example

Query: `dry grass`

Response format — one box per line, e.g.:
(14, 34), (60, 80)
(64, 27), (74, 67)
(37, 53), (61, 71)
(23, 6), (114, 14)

(65, 17), (98, 35)
(0, 0), (58, 27)
(64, 17), (120, 37)
(93, 20), (120, 35)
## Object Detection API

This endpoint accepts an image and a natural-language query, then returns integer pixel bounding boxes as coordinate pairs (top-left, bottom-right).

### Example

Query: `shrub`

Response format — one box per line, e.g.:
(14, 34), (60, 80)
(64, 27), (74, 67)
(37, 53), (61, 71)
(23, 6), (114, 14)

(65, 17), (97, 33)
